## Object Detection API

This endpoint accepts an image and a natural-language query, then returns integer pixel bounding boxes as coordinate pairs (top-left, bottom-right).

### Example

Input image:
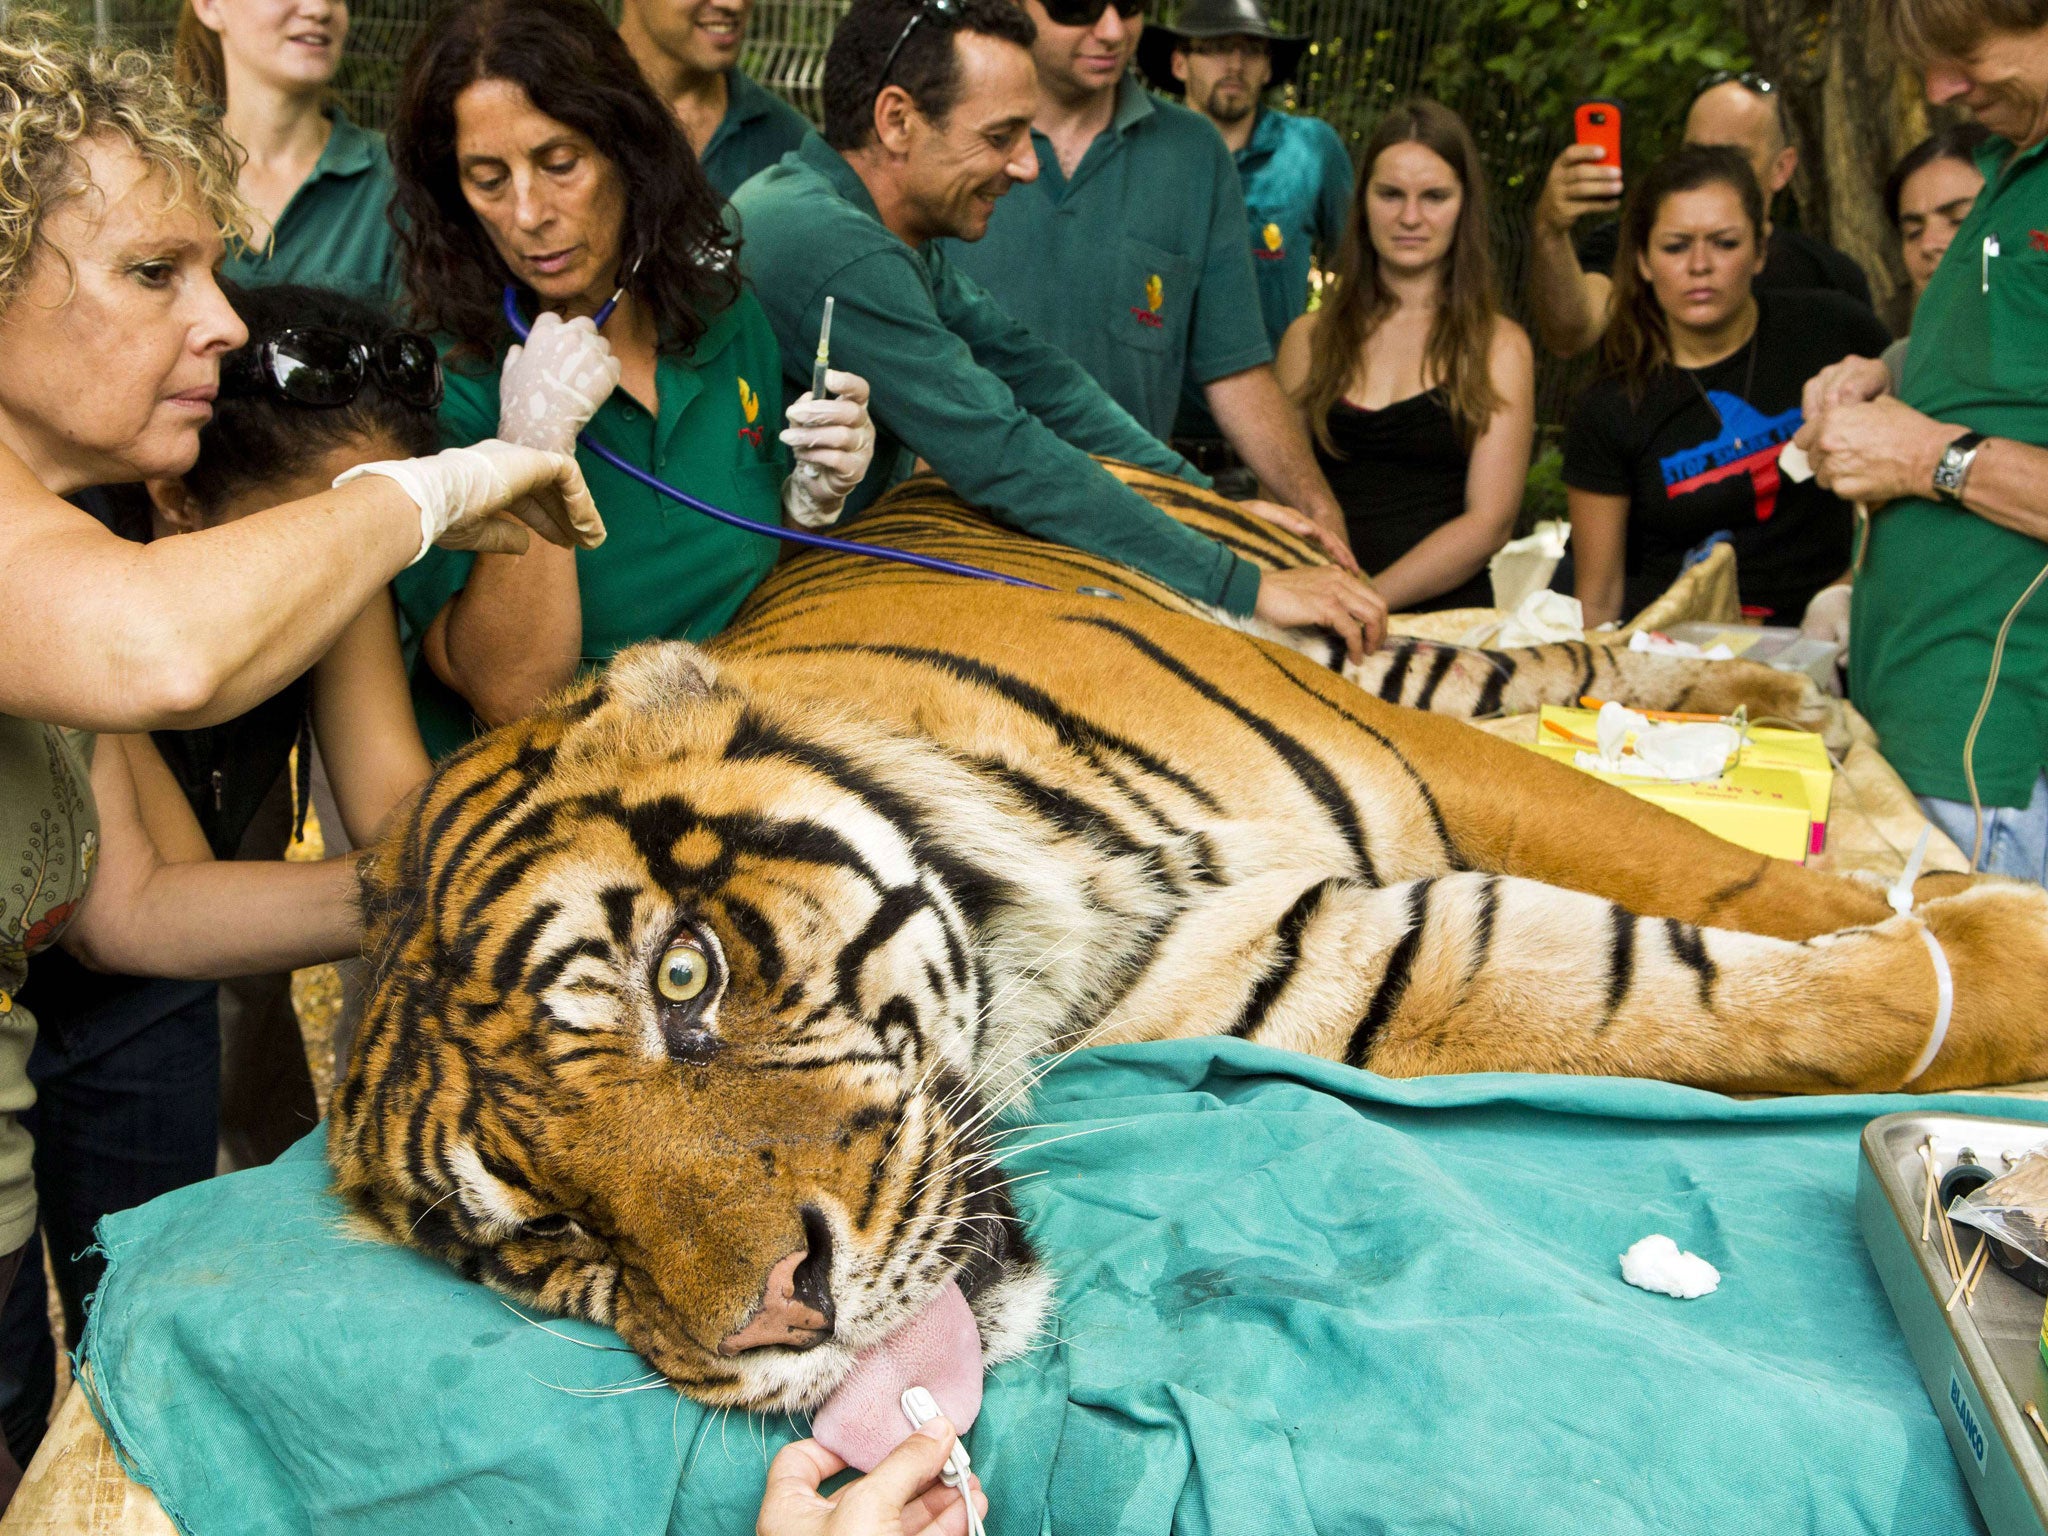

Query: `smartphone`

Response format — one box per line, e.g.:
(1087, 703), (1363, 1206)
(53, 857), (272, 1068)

(1574, 99), (1623, 167)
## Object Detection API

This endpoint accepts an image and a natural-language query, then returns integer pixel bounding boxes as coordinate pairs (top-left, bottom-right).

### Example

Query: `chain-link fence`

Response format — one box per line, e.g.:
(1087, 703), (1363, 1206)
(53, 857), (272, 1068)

(25, 0), (1589, 430)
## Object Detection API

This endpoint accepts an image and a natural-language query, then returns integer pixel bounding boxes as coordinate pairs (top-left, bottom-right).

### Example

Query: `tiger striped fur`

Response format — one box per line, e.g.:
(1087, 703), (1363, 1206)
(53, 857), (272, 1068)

(332, 462), (2044, 1412)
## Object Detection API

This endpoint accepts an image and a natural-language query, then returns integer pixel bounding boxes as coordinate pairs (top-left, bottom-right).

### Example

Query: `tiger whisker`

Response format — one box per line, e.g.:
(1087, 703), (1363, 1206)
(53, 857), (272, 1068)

(497, 1298), (639, 1352)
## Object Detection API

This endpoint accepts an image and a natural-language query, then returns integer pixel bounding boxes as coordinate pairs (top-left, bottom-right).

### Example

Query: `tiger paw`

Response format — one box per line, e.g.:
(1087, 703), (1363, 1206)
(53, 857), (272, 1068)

(1909, 880), (2048, 1089)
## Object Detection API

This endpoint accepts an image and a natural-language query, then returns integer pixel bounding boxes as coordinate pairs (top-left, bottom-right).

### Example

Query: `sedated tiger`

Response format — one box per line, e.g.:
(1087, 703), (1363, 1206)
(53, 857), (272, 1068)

(330, 463), (2047, 1413)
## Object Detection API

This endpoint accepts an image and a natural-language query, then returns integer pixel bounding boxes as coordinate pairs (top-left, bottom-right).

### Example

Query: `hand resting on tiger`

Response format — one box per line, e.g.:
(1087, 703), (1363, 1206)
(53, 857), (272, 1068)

(331, 463), (2038, 1418)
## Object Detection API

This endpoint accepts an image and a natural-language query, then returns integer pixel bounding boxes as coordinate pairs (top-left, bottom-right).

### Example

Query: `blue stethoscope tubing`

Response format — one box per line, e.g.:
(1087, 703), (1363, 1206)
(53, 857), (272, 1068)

(500, 287), (1051, 591)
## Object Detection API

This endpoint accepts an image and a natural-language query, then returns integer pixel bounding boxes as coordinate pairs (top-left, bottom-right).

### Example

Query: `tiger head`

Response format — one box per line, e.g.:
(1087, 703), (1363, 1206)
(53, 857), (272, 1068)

(329, 643), (1053, 1411)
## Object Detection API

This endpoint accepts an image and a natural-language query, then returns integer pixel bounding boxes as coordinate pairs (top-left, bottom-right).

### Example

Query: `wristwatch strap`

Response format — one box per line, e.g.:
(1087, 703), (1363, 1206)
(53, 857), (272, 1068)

(1933, 431), (1987, 505)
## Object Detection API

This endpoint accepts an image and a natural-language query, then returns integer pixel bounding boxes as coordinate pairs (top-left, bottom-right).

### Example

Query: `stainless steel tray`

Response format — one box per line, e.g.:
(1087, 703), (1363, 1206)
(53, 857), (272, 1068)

(1860, 1110), (2048, 1536)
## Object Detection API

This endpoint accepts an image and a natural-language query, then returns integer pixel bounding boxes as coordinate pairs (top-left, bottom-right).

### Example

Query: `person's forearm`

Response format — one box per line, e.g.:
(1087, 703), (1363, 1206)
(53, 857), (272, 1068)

(1371, 511), (1508, 612)
(1956, 437), (2048, 544)
(1526, 224), (1608, 359)
(1576, 568), (1625, 629)
(1204, 366), (1345, 533)
(434, 541), (585, 727)
(2, 464), (423, 732)
(66, 856), (361, 979)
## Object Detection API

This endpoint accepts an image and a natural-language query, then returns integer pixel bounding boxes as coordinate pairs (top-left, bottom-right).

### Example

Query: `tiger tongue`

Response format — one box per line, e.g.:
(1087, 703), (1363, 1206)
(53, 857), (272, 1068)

(810, 1278), (983, 1473)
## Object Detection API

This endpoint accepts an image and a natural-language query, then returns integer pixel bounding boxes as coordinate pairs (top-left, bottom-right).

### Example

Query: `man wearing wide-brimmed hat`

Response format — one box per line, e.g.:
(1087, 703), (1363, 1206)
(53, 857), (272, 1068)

(1137, 0), (1353, 350)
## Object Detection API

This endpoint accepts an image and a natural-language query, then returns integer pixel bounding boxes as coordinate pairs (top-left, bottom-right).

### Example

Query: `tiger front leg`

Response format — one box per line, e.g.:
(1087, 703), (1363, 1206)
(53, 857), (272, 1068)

(1205, 871), (2048, 1095)
(1347, 641), (1845, 750)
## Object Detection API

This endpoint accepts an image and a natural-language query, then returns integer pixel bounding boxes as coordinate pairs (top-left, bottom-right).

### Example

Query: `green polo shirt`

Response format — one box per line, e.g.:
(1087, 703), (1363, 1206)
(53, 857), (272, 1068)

(393, 292), (791, 758)
(700, 69), (813, 200)
(221, 108), (400, 307)
(730, 136), (1259, 614)
(942, 75), (1273, 442)
(1850, 132), (2048, 806)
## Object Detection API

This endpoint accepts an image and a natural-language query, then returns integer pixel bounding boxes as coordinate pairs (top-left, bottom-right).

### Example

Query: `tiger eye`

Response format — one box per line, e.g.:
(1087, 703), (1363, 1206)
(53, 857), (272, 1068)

(657, 942), (710, 1003)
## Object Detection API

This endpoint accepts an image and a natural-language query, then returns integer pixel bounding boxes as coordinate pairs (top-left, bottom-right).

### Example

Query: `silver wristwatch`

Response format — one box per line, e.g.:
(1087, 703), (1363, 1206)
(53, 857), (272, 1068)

(1933, 431), (1987, 505)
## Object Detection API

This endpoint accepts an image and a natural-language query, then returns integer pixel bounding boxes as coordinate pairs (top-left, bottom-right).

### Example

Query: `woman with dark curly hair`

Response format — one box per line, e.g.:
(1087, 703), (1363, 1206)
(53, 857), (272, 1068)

(388, 0), (876, 758)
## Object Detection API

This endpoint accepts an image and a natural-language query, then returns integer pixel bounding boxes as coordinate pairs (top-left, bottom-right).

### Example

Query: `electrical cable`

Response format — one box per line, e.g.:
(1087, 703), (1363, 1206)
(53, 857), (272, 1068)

(1961, 555), (2048, 870)
(501, 288), (1052, 592)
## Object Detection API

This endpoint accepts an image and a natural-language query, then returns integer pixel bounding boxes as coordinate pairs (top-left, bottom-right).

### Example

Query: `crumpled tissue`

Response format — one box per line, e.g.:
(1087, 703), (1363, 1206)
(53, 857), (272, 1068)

(1574, 700), (1740, 782)
(1627, 629), (1736, 661)
(1487, 519), (1571, 611)
(1461, 588), (1585, 649)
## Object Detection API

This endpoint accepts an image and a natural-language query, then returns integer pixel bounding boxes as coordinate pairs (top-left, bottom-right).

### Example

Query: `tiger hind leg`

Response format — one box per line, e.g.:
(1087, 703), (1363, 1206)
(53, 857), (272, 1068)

(1107, 870), (2048, 1094)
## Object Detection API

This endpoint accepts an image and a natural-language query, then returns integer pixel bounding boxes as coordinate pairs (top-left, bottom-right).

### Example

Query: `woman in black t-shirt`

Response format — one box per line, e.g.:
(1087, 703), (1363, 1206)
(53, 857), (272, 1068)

(1563, 146), (1892, 626)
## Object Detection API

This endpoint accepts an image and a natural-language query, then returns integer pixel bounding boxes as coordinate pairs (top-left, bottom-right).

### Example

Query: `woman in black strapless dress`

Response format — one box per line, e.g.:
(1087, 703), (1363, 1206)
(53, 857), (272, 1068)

(1274, 100), (1534, 613)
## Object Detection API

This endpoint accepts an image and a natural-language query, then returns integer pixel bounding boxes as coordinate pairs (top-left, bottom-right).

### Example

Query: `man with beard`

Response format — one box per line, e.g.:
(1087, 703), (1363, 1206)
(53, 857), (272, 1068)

(732, 0), (1388, 656)
(618, 0), (812, 199)
(937, 0), (1353, 558)
(1137, 0), (1351, 350)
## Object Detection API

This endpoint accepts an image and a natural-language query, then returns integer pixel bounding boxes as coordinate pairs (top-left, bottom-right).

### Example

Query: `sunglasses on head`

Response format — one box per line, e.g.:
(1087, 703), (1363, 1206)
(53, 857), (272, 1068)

(249, 327), (444, 413)
(876, 0), (963, 94)
(1039, 0), (1145, 26)
(1696, 68), (1778, 98)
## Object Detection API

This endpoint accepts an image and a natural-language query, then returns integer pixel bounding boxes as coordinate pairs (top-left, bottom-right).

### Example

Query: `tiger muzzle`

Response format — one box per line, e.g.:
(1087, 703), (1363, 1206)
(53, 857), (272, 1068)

(716, 1205), (837, 1356)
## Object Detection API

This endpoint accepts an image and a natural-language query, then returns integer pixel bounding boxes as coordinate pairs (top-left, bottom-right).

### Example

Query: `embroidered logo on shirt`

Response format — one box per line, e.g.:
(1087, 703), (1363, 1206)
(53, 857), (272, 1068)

(1131, 273), (1166, 329)
(1256, 222), (1286, 260)
(1658, 389), (1803, 522)
(2030, 228), (2048, 253)
(737, 376), (764, 447)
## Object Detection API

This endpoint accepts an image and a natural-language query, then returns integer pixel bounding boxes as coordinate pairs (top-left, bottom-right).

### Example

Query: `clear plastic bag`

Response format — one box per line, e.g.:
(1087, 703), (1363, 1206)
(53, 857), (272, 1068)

(1949, 1149), (2048, 1268)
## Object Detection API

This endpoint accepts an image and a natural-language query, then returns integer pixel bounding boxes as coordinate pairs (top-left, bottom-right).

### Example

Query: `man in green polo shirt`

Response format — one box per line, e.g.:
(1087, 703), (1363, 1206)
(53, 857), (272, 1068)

(732, 0), (1384, 656)
(939, 0), (1350, 557)
(1795, 0), (2048, 884)
(220, 106), (398, 306)
(619, 0), (813, 199)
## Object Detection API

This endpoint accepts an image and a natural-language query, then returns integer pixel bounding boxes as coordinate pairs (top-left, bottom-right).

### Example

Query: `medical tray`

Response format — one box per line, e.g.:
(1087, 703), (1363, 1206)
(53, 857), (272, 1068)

(1860, 1110), (2048, 1536)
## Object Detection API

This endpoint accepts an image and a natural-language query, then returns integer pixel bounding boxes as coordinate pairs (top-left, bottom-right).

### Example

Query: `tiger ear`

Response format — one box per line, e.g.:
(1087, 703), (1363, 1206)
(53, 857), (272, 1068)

(603, 642), (720, 714)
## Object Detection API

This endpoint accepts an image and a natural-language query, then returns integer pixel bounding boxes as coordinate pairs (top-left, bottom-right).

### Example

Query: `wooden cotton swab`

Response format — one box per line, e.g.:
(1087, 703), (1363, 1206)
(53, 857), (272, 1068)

(2027, 1402), (2048, 1452)
(1966, 1240), (1994, 1307)
(1940, 1191), (1968, 1284)
(1922, 1138), (1939, 1243)
(1948, 1238), (1989, 1312)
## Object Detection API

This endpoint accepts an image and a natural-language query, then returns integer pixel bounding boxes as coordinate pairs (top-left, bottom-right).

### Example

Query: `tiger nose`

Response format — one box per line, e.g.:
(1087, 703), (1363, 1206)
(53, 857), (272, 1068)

(717, 1207), (836, 1356)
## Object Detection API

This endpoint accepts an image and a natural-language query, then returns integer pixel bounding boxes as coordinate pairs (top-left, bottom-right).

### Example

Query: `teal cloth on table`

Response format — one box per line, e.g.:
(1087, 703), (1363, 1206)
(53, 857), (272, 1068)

(79, 1039), (2023, 1535)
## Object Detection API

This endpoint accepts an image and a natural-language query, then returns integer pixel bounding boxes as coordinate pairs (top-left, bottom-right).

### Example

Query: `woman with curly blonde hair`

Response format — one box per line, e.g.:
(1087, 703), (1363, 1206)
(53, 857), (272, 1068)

(0, 17), (604, 1492)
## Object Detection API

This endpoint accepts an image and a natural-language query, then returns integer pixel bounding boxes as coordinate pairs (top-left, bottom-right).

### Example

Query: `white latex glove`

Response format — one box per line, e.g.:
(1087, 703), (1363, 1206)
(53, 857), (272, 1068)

(779, 369), (874, 529)
(336, 439), (607, 563)
(1800, 581), (1853, 694)
(497, 311), (622, 454)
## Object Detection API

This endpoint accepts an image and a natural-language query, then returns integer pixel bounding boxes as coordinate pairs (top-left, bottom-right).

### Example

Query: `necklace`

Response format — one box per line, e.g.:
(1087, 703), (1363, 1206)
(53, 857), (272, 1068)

(1679, 322), (1761, 449)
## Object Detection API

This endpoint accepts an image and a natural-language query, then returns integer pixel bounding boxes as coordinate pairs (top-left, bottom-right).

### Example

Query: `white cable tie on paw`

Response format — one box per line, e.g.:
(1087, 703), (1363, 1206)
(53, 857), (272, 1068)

(1901, 923), (1955, 1087)
(1888, 826), (1932, 919)
(1884, 826), (1953, 1087)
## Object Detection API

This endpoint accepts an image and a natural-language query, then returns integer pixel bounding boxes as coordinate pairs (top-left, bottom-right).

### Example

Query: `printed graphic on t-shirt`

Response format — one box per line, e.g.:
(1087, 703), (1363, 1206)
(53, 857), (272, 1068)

(1657, 390), (1802, 522)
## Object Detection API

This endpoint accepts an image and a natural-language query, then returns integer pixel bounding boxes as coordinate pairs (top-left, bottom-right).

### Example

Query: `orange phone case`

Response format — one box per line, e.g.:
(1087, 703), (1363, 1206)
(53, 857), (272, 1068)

(1574, 99), (1623, 166)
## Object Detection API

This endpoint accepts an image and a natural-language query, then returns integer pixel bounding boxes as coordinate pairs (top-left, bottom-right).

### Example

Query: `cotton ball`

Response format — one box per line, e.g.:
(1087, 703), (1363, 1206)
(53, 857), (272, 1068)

(1620, 1234), (1720, 1299)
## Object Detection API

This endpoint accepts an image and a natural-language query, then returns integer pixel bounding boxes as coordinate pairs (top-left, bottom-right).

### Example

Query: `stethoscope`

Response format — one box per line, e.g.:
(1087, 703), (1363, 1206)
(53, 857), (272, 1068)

(500, 285), (1050, 591)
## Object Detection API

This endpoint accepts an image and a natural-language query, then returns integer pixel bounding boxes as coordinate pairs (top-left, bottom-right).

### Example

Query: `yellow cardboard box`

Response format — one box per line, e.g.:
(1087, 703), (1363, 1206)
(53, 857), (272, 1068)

(1527, 709), (1817, 862)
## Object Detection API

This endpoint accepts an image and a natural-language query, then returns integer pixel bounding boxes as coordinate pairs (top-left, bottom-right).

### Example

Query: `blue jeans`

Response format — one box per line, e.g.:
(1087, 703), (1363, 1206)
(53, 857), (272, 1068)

(1918, 772), (2048, 886)
(0, 966), (219, 1468)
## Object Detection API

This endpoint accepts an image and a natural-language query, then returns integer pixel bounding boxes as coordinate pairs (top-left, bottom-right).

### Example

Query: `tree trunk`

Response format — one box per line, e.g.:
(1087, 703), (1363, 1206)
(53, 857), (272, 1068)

(1736, 0), (1927, 329)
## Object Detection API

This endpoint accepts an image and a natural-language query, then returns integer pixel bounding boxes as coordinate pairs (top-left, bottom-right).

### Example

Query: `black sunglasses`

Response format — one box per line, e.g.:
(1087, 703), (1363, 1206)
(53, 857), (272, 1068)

(1696, 69), (1778, 98)
(876, 0), (963, 94)
(249, 327), (444, 412)
(1039, 0), (1145, 27)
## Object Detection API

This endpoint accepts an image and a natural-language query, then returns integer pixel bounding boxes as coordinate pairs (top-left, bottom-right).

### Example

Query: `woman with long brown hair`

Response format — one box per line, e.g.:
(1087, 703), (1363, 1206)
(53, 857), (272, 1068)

(1275, 98), (1533, 613)
(1563, 144), (1889, 627)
